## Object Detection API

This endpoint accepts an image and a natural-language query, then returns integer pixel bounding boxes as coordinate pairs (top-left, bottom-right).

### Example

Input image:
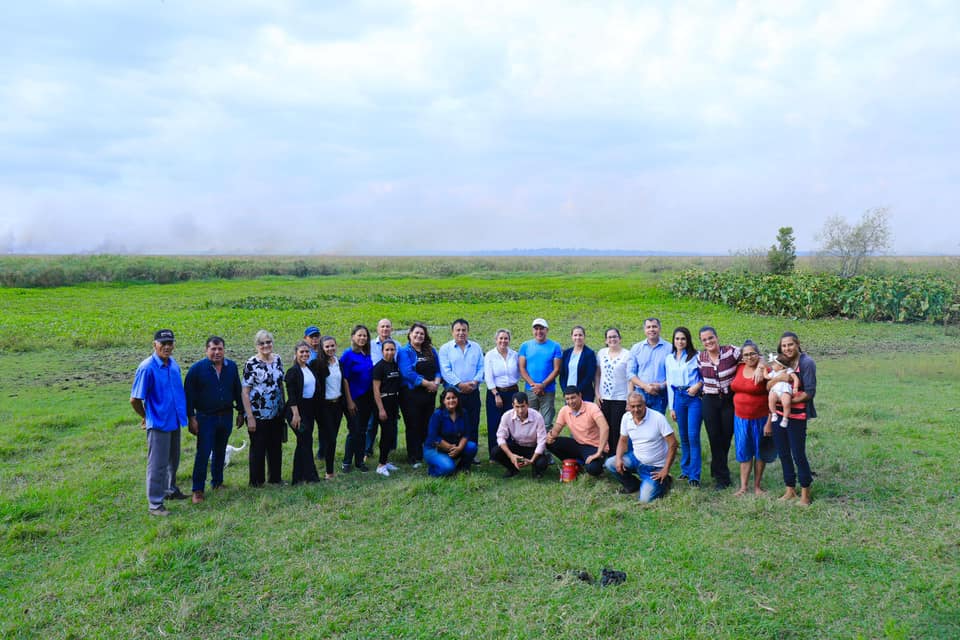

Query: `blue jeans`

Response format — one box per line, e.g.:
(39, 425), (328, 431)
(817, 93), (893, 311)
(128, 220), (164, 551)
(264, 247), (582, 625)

(422, 441), (478, 477)
(641, 389), (668, 415)
(673, 392), (702, 481)
(191, 413), (233, 492)
(604, 452), (667, 503)
(772, 418), (812, 488)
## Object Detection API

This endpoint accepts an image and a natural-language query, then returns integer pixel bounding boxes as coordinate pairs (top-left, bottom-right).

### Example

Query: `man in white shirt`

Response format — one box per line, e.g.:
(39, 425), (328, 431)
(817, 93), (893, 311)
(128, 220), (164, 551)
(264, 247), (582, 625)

(605, 392), (678, 502)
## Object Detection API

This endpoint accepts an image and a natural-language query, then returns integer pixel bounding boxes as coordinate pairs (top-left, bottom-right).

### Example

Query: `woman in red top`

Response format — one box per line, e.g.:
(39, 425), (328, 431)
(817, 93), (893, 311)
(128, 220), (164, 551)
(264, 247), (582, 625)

(730, 340), (775, 495)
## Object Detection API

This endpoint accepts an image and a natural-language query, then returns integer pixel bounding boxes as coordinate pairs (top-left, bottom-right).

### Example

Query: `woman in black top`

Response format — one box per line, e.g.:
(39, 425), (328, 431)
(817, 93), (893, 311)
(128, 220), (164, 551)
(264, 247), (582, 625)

(372, 339), (402, 476)
(285, 340), (322, 484)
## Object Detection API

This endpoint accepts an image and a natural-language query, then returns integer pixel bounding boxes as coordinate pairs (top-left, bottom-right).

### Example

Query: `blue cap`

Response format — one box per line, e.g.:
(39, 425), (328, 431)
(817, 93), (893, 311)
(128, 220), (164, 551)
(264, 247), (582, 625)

(304, 325), (320, 337)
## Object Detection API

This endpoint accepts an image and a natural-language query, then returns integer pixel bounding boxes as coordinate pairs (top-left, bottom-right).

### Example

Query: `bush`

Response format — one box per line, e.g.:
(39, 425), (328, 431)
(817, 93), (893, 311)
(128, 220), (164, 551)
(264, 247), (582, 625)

(671, 270), (956, 323)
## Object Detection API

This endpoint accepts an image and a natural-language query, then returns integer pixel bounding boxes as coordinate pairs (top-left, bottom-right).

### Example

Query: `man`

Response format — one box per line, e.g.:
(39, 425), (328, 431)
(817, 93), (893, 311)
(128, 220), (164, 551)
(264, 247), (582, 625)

(130, 329), (188, 516)
(628, 317), (671, 414)
(438, 318), (484, 450)
(366, 318), (395, 458)
(304, 325), (321, 362)
(605, 392), (678, 502)
(493, 392), (548, 478)
(545, 386), (610, 477)
(518, 318), (562, 429)
(184, 335), (243, 504)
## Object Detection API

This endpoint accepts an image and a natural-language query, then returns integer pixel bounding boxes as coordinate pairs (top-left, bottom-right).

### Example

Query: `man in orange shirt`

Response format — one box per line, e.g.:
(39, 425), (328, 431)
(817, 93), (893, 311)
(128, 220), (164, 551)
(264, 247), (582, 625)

(545, 386), (610, 477)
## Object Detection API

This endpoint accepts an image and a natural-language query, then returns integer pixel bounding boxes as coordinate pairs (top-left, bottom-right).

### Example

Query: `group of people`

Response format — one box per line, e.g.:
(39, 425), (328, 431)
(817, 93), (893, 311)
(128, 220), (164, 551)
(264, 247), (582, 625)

(130, 317), (817, 517)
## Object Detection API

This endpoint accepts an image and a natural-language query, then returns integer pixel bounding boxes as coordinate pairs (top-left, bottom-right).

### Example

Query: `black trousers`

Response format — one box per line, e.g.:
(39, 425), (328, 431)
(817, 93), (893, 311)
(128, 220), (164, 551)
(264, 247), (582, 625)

(378, 395), (400, 465)
(319, 399), (344, 475)
(546, 437), (605, 476)
(701, 393), (734, 485)
(291, 402), (320, 484)
(493, 442), (549, 476)
(344, 392), (374, 467)
(249, 416), (283, 486)
(400, 387), (436, 463)
(600, 399), (626, 455)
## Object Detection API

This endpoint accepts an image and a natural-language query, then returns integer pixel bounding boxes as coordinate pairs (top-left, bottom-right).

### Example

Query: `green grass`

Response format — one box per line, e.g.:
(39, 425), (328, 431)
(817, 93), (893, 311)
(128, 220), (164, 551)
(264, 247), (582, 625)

(1, 264), (958, 639)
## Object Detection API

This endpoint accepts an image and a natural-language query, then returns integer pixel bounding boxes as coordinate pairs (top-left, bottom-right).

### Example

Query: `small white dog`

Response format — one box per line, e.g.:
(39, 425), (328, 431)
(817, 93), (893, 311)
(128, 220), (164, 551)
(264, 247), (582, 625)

(210, 440), (246, 467)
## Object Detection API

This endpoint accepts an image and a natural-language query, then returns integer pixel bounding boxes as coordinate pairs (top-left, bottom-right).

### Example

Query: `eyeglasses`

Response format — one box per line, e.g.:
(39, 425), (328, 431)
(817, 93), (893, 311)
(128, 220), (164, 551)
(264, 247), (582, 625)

(743, 352), (759, 358)
(258, 340), (273, 346)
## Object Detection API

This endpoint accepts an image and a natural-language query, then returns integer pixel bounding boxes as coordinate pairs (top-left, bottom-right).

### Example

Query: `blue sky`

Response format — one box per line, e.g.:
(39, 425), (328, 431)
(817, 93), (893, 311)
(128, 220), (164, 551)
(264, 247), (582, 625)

(2, 0), (958, 255)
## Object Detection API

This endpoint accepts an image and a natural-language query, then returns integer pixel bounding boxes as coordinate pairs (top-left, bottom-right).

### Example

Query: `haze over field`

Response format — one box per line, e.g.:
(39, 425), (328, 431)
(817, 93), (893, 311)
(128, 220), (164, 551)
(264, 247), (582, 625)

(2, 1), (958, 255)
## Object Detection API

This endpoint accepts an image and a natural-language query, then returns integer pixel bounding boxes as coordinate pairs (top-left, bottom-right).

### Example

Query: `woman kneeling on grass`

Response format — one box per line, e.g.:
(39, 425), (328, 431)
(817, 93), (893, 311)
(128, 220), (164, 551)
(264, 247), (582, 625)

(768, 331), (817, 505)
(423, 388), (478, 477)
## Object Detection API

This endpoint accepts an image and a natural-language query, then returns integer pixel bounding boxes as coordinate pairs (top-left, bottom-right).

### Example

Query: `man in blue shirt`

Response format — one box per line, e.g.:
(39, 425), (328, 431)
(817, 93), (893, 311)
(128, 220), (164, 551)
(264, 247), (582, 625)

(131, 329), (188, 516)
(304, 325), (321, 362)
(439, 318), (484, 450)
(184, 335), (243, 504)
(628, 317), (671, 414)
(518, 318), (563, 429)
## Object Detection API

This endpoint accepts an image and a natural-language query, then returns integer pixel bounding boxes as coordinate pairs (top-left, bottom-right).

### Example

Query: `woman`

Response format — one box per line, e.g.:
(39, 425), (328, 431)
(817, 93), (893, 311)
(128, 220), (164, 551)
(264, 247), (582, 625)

(730, 340), (775, 496)
(423, 388), (478, 477)
(398, 323), (442, 467)
(665, 327), (703, 487)
(285, 340), (322, 484)
(372, 339), (402, 476)
(241, 329), (285, 486)
(317, 336), (347, 479)
(769, 331), (817, 505)
(340, 324), (374, 473)
(483, 329), (520, 460)
(594, 327), (630, 455)
(559, 325), (597, 402)
(697, 326), (743, 491)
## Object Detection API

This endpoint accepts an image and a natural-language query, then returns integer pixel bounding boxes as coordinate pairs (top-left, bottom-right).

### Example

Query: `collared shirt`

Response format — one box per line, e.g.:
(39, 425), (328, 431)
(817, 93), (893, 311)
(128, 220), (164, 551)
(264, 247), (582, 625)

(664, 350), (702, 409)
(184, 357), (243, 417)
(426, 408), (476, 448)
(628, 338), (671, 386)
(483, 347), (520, 389)
(496, 407), (547, 454)
(370, 336), (395, 365)
(340, 349), (373, 399)
(697, 345), (741, 395)
(518, 339), (563, 392)
(620, 408), (674, 466)
(555, 401), (606, 448)
(131, 352), (187, 432)
(438, 339), (484, 387)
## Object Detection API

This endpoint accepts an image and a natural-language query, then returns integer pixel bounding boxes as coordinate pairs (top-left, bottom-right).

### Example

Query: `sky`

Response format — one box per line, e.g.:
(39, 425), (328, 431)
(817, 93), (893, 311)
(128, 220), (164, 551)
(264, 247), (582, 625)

(1, 0), (958, 255)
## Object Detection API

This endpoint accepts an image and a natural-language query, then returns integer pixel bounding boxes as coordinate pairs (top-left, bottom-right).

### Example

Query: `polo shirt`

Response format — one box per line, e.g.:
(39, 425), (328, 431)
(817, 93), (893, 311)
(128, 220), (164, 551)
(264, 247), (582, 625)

(620, 408), (674, 466)
(555, 401), (605, 448)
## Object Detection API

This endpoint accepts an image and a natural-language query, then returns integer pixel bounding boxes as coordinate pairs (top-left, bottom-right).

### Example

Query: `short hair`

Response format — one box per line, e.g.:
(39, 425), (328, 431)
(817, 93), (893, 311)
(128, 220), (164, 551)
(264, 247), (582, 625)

(495, 328), (511, 340)
(627, 392), (646, 405)
(513, 391), (528, 404)
(254, 329), (273, 347)
(205, 335), (224, 348)
(644, 317), (661, 328)
(451, 318), (469, 329)
(563, 385), (581, 396)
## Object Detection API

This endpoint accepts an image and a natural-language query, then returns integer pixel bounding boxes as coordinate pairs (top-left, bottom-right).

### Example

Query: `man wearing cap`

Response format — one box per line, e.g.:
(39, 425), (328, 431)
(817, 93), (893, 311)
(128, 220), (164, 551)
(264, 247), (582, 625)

(518, 318), (563, 429)
(628, 317), (671, 414)
(304, 325), (321, 362)
(184, 335), (243, 504)
(130, 329), (188, 516)
(605, 392), (678, 502)
(545, 386), (610, 477)
(366, 318), (395, 458)
(493, 392), (548, 478)
(438, 318), (485, 450)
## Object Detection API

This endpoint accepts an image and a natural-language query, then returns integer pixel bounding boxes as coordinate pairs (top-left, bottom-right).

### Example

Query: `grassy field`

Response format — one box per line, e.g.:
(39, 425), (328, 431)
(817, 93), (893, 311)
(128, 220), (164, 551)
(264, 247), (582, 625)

(1, 263), (958, 638)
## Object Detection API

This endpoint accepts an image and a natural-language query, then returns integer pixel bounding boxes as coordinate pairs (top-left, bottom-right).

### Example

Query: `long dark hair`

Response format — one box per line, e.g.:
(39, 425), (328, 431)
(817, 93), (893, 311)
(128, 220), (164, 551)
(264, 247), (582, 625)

(439, 387), (463, 418)
(350, 324), (371, 356)
(409, 322), (435, 361)
(671, 326), (697, 362)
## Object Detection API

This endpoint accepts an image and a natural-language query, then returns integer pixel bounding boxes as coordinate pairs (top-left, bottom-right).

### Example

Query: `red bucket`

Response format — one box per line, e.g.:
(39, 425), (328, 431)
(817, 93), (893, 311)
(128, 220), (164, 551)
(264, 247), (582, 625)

(560, 459), (580, 483)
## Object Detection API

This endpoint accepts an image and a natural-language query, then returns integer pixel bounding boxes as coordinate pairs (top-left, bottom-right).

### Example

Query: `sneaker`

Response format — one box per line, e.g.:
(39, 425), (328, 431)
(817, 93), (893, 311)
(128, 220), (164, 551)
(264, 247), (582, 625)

(167, 489), (188, 500)
(770, 414), (779, 424)
(191, 491), (204, 504)
(412, 461), (423, 469)
(617, 486), (639, 495)
(341, 463), (352, 473)
(149, 506), (170, 517)
(384, 462), (399, 472)
(376, 465), (390, 477)
(780, 418), (789, 429)
(357, 464), (370, 473)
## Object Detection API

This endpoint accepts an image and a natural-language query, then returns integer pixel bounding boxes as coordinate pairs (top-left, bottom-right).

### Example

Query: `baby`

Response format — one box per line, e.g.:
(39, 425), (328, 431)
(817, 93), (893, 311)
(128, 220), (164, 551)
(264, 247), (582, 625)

(766, 354), (799, 428)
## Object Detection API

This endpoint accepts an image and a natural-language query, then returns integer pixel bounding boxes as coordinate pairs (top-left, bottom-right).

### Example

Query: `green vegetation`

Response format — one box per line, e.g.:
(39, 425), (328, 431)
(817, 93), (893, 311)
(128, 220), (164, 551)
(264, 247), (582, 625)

(672, 270), (958, 323)
(1, 261), (958, 638)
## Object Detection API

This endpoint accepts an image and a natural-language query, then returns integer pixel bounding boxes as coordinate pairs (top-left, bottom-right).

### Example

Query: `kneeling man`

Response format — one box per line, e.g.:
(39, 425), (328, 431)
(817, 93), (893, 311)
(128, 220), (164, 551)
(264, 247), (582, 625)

(493, 392), (548, 478)
(605, 392), (678, 502)
(546, 386), (609, 477)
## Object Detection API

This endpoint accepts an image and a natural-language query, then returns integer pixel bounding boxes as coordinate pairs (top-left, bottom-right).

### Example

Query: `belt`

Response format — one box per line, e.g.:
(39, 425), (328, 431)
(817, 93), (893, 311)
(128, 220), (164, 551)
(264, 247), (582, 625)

(380, 392), (399, 398)
(671, 385), (690, 392)
(198, 408), (233, 417)
(497, 385), (519, 393)
(323, 398), (342, 405)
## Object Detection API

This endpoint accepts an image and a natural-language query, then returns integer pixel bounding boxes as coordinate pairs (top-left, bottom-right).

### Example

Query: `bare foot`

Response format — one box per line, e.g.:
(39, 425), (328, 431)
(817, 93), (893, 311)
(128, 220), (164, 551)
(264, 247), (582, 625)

(754, 487), (767, 496)
(324, 473), (335, 480)
(779, 487), (798, 501)
(734, 487), (747, 497)
(799, 487), (812, 505)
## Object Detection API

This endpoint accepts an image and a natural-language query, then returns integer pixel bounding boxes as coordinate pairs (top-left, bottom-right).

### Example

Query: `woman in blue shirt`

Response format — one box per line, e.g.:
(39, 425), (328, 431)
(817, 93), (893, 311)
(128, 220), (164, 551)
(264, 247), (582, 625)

(340, 325), (374, 473)
(423, 388), (478, 477)
(398, 322), (442, 467)
(664, 326), (704, 487)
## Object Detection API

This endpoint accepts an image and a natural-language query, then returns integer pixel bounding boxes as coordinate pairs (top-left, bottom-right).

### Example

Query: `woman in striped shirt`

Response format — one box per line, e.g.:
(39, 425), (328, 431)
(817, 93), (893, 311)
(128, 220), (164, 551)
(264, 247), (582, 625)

(696, 326), (742, 490)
